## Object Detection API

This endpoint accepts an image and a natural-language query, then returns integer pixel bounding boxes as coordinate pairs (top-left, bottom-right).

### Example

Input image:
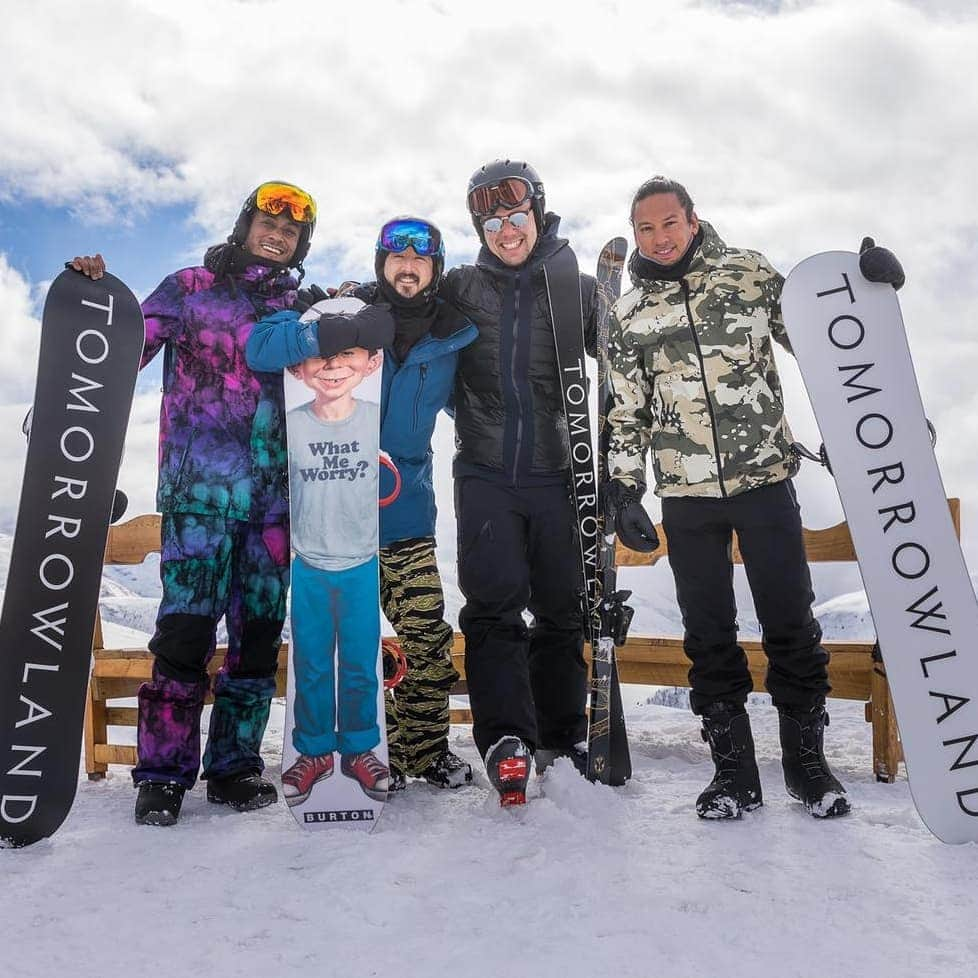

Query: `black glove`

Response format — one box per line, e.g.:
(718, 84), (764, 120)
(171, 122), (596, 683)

(602, 480), (659, 553)
(315, 302), (395, 358)
(858, 237), (905, 291)
(294, 283), (331, 314)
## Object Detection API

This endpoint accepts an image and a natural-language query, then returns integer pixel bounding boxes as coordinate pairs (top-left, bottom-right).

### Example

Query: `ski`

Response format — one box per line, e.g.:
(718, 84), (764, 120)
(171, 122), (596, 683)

(543, 240), (631, 786)
(0, 268), (144, 847)
(782, 252), (978, 844)
(589, 237), (632, 785)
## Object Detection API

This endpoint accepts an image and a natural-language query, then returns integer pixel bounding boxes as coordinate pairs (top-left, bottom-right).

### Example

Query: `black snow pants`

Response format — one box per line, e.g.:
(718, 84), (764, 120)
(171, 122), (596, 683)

(661, 480), (830, 715)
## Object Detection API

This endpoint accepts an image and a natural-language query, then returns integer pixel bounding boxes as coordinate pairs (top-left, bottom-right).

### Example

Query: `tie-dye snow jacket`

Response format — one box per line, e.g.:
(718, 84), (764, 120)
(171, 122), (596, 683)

(140, 263), (296, 522)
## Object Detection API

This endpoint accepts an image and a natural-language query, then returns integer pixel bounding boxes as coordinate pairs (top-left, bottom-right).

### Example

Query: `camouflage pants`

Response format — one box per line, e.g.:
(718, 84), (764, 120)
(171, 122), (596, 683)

(379, 537), (458, 775)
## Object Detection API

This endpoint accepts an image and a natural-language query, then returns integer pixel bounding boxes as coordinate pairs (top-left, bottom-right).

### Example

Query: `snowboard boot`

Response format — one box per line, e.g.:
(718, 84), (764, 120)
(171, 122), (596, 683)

(340, 750), (391, 802)
(388, 762), (407, 794)
(485, 736), (532, 807)
(696, 703), (763, 819)
(535, 741), (588, 777)
(281, 753), (334, 807)
(418, 749), (473, 789)
(778, 705), (851, 818)
(206, 771), (278, 812)
(134, 781), (186, 827)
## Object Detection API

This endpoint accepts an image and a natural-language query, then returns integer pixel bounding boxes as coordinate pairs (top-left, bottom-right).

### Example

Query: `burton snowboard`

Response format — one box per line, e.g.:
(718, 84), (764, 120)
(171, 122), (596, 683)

(280, 297), (395, 830)
(782, 252), (978, 844)
(543, 241), (631, 785)
(0, 268), (144, 847)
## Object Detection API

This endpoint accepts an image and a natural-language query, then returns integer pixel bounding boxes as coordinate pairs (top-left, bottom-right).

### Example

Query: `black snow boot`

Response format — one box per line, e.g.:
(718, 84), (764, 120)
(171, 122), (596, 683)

(778, 705), (851, 818)
(485, 736), (532, 807)
(535, 742), (588, 777)
(206, 771), (278, 812)
(418, 749), (473, 789)
(696, 703), (763, 819)
(134, 781), (186, 827)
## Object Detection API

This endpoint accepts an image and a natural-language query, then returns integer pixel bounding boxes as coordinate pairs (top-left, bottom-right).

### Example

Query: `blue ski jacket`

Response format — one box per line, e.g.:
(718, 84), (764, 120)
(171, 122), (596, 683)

(247, 302), (477, 547)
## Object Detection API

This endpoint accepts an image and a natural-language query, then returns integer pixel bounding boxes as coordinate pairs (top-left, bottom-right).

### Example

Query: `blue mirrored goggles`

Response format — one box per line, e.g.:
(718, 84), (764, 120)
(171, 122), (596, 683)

(377, 219), (444, 258)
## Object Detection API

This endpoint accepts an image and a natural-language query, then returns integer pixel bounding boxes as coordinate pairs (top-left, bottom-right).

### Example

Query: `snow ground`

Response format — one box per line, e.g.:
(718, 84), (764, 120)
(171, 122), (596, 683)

(3, 676), (977, 978)
(4, 489), (978, 977)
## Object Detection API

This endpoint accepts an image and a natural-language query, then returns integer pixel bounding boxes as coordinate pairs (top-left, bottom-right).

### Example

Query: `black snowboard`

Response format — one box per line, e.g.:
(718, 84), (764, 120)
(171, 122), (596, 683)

(0, 269), (144, 847)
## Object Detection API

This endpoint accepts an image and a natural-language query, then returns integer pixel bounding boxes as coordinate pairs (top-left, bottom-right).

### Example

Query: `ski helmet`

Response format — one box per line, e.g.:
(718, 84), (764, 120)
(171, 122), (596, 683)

(466, 159), (545, 240)
(374, 215), (445, 298)
(229, 180), (317, 269)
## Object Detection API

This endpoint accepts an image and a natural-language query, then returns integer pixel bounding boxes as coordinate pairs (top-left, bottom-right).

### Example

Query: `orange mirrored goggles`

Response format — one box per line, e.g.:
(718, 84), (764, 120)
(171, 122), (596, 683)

(254, 182), (317, 224)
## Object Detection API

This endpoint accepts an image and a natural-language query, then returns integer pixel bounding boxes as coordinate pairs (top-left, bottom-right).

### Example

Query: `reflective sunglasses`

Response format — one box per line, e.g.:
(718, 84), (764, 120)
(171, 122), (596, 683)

(254, 182), (317, 224)
(377, 218), (444, 257)
(467, 176), (534, 218)
(481, 210), (532, 234)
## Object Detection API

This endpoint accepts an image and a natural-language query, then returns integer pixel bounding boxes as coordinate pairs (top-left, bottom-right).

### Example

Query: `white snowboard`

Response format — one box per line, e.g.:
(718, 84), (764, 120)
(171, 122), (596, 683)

(282, 296), (389, 830)
(782, 252), (978, 844)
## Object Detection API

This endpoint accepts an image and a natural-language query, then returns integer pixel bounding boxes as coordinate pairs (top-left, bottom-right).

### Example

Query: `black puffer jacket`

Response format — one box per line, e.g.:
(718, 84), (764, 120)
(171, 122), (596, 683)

(442, 214), (598, 482)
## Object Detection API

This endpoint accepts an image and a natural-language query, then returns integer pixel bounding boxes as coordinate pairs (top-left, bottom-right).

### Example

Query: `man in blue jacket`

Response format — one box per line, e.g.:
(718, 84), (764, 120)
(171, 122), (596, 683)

(247, 216), (478, 796)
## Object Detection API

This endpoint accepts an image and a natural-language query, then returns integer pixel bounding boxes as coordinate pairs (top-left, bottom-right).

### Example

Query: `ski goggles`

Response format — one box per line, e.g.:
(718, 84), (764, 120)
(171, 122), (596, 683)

(254, 182), (317, 224)
(377, 218), (444, 258)
(467, 176), (535, 218)
(481, 210), (532, 234)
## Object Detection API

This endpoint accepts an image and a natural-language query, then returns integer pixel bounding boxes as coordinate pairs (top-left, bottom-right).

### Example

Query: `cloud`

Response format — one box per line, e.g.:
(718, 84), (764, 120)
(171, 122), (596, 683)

(0, 256), (44, 404)
(1, 0), (977, 565)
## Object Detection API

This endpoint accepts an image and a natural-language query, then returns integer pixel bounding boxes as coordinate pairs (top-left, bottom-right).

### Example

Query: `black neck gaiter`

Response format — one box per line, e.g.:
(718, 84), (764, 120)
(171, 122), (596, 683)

(631, 227), (705, 282)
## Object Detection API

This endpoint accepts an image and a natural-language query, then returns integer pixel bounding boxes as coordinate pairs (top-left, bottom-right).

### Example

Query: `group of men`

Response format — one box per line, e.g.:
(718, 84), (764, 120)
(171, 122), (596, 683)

(71, 159), (904, 825)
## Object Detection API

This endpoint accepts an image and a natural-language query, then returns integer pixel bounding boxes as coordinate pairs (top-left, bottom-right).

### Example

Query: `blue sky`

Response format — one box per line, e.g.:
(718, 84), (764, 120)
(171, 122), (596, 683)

(1, 0), (977, 572)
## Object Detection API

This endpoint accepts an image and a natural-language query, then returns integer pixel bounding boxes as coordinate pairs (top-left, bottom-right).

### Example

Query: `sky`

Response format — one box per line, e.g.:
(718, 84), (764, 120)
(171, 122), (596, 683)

(1, 0), (978, 572)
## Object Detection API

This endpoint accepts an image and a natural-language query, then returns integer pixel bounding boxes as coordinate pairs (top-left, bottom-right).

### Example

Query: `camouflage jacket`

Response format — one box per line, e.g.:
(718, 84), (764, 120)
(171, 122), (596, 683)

(606, 222), (799, 498)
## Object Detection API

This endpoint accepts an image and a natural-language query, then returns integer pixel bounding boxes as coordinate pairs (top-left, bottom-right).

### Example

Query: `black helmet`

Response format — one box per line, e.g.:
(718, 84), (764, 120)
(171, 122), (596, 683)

(373, 215), (445, 300)
(229, 180), (317, 271)
(466, 159), (545, 241)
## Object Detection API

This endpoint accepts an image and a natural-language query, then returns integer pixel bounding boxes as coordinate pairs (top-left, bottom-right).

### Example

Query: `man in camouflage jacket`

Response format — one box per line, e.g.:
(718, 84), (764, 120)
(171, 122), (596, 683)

(604, 176), (904, 821)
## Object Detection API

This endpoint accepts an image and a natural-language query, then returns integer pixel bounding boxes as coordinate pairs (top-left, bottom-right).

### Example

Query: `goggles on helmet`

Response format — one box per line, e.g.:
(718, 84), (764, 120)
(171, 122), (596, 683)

(377, 218), (444, 258)
(254, 182), (317, 224)
(467, 176), (535, 218)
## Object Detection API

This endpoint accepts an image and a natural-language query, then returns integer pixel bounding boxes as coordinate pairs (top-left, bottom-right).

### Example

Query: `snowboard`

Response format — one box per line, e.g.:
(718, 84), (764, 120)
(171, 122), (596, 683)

(589, 237), (633, 786)
(543, 242), (631, 785)
(280, 296), (395, 830)
(0, 268), (144, 848)
(781, 252), (978, 844)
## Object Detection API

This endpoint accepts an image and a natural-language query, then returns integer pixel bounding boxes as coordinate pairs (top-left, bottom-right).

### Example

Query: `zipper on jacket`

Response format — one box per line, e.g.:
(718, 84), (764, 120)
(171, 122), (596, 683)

(510, 274), (524, 487)
(681, 281), (727, 498)
(413, 363), (428, 431)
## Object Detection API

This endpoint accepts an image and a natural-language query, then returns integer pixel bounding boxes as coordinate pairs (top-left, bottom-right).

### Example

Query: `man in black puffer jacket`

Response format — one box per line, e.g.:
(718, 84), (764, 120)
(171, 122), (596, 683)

(441, 159), (599, 805)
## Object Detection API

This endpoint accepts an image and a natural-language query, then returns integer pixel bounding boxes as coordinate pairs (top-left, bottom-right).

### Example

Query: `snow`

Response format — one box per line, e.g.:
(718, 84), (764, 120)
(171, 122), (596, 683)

(4, 694), (976, 978)
(3, 445), (978, 977)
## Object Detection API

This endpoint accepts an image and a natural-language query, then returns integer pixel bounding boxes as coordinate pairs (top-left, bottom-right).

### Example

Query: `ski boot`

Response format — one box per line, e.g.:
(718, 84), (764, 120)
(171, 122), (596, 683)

(281, 754), (334, 807)
(418, 749), (473, 789)
(535, 741), (588, 777)
(485, 736), (532, 807)
(778, 705), (851, 818)
(340, 750), (391, 802)
(696, 702), (763, 819)
(207, 771), (278, 812)
(134, 781), (186, 827)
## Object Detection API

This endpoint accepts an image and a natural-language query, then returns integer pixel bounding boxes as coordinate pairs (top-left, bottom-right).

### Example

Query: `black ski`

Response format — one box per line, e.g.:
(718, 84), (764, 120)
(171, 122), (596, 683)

(0, 269), (144, 847)
(588, 238), (631, 785)
(543, 240), (631, 786)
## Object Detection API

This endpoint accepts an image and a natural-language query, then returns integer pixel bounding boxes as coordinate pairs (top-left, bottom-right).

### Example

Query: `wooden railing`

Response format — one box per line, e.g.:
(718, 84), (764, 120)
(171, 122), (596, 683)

(85, 504), (961, 783)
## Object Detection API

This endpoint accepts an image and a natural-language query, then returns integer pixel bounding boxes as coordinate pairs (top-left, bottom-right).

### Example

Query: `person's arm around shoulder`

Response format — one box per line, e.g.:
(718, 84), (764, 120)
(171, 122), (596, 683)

(246, 309), (315, 371)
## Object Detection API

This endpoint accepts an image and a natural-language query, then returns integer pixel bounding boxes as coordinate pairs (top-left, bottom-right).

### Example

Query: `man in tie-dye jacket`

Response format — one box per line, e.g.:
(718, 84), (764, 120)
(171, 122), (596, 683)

(74, 180), (317, 826)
